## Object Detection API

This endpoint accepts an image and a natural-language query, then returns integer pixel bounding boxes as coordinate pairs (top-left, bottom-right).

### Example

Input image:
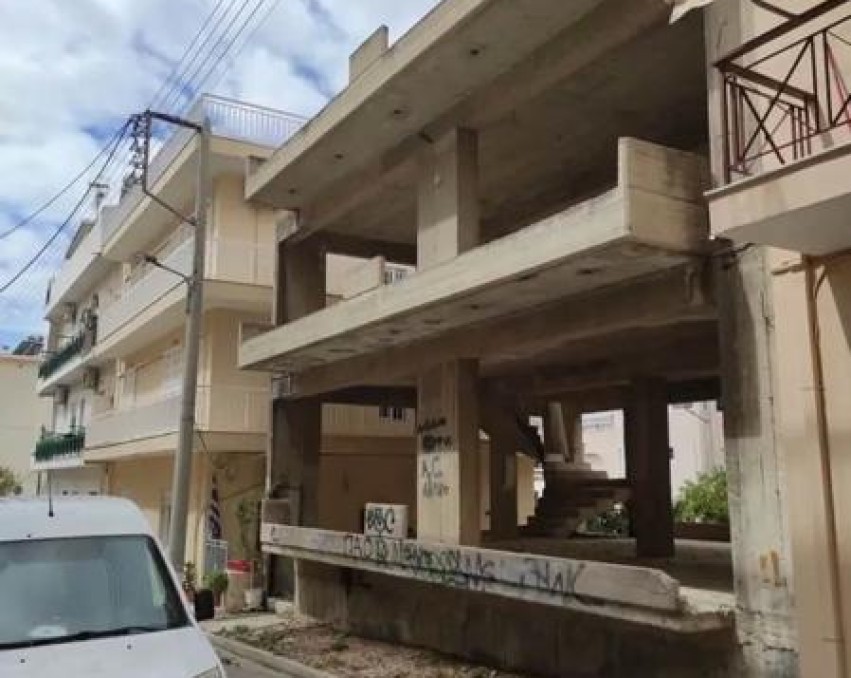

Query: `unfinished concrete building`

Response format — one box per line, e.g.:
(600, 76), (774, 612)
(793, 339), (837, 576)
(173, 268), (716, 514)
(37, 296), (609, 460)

(239, 0), (851, 674)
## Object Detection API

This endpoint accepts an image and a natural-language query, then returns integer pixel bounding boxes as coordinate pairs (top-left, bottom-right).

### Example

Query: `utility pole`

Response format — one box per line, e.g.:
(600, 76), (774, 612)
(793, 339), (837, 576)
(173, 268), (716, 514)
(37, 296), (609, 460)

(167, 116), (211, 568)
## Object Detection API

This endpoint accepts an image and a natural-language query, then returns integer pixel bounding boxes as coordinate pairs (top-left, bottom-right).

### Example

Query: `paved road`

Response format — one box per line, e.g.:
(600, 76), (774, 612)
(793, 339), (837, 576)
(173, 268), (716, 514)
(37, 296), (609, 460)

(218, 647), (293, 678)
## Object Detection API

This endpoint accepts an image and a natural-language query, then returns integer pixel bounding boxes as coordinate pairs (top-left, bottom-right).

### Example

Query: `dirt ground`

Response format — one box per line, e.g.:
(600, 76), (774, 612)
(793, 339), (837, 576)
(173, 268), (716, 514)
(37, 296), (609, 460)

(216, 611), (529, 678)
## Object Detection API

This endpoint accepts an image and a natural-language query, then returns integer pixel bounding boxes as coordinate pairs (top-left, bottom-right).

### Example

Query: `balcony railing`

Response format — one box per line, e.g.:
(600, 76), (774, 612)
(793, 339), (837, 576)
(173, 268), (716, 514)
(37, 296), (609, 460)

(39, 332), (85, 380)
(87, 385), (269, 449)
(718, 0), (851, 182)
(98, 236), (192, 341)
(102, 95), (304, 246)
(34, 426), (85, 463)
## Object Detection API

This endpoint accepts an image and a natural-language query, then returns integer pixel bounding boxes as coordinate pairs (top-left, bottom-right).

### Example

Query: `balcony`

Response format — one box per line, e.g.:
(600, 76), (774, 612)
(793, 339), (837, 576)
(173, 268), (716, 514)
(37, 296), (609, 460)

(101, 95), (304, 259)
(33, 427), (86, 469)
(39, 333), (85, 380)
(45, 221), (112, 319)
(709, 2), (851, 254)
(96, 236), (273, 354)
(86, 385), (269, 452)
(98, 236), (191, 343)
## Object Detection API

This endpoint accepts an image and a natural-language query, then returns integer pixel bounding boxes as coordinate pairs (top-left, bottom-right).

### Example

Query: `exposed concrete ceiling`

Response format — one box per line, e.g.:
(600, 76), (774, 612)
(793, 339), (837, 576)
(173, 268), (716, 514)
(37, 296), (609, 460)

(301, 9), (708, 249)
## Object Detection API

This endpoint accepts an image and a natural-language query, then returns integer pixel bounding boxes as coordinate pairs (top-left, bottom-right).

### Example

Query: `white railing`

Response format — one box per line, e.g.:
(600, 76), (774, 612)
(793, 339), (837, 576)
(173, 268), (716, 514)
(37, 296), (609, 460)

(101, 94), (304, 247)
(199, 94), (304, 147)
(206, 237), (274, 286)
(98, 236), (192, 341)
(87, 384), (269, 448)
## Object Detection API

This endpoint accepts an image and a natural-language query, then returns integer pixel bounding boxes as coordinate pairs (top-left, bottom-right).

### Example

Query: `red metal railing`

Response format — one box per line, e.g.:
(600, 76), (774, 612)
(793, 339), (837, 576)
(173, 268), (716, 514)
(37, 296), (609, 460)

(717, 0), (851, 182)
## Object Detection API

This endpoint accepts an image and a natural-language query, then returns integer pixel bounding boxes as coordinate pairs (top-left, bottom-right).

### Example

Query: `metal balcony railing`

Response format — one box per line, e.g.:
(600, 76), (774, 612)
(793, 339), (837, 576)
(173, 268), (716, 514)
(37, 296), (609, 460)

(34, 426), (86, 463)
(718, 0), (851, 182)
(102, 95), (305, 245)
(38, 333), (85, 380)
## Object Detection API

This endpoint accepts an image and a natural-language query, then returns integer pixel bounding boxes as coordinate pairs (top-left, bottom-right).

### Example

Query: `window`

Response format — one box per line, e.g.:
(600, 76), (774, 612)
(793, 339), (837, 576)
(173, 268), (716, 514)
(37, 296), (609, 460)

(379, 406), (406, 422)
(161, 346), (183, 397)
(383, 266), (409, 285)
(0, 536), (188, 649)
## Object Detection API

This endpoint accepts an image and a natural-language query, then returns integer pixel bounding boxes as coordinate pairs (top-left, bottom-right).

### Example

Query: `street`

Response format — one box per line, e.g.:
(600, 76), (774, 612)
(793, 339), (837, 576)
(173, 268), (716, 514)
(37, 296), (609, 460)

(218, 647), (292, 678)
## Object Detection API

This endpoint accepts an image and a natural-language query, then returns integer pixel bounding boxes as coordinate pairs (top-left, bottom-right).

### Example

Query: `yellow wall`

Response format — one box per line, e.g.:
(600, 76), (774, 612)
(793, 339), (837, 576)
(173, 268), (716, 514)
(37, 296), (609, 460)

(0, 356), (52, 494)
(107, 454), (208, 566)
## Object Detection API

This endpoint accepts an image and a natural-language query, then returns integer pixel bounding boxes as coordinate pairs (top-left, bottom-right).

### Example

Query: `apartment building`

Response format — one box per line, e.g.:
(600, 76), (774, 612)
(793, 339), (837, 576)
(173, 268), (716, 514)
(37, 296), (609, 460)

(0, 352), (51, 495)
(236, 1), (851, 675)
(34, 95), (306, 566)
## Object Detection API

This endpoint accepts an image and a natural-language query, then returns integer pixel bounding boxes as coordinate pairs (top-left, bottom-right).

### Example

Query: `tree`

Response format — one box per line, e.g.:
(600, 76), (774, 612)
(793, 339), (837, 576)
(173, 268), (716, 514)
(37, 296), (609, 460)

(0, 466), (22, 497)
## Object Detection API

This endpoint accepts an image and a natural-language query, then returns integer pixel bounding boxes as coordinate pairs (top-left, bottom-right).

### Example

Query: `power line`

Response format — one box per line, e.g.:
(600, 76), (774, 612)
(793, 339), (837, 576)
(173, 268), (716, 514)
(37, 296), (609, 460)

(187, 0), (277, 108)
(160, 0), (250, 113)
(148, 0), (232, 111)
(0, 121), (131, 295)
(163, 0), (255, 113)
(0, 126), (130, 242)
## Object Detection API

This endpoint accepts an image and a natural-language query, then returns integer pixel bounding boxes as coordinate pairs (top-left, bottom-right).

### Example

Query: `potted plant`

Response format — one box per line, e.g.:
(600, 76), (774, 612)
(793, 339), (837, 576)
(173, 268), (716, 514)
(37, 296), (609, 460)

(236, 496), (265, 610)
(203, 569), (229, 607)
(674, 468), (731, 542)
(182, 562), (198, 602)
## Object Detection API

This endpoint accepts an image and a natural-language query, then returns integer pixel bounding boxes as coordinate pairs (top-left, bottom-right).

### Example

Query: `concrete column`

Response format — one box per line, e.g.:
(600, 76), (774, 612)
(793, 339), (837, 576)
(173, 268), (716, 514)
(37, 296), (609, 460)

(716, 247), (796, 674)
(268, 230), (326, 595)
(489, 426), (518, 539)
(624, 377), (673, 558)
(416, 128), (479, 269)
(417, 360), (480, 545)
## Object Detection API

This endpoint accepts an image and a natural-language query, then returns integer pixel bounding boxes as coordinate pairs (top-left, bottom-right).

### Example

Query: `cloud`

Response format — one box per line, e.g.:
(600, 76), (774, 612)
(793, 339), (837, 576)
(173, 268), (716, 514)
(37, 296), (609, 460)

(0, 0), (440, 347)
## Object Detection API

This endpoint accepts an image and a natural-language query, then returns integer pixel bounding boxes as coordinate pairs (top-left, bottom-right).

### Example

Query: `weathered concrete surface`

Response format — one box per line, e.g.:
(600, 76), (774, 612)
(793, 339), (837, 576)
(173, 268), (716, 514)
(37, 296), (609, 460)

(261, 523), (735, 634)
(293, 560), (737, 678)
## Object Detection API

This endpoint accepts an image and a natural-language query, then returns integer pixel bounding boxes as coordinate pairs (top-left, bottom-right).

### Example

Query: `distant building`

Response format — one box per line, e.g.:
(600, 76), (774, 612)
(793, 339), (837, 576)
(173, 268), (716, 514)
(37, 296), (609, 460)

(0, 354), (52, 494)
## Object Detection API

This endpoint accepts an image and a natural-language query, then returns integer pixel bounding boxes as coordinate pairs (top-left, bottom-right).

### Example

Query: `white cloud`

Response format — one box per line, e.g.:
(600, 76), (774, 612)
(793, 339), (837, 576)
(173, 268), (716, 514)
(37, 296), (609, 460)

(0, 0), (440, 345)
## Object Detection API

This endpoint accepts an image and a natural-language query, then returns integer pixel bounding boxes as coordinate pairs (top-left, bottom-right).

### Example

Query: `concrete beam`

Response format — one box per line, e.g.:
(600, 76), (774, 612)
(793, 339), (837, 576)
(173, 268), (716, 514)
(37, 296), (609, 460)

(277, 267), (715, 398)
(349, 26), (388, 83)
(260, 523), (686, 615)
(317, 232), (417, 266)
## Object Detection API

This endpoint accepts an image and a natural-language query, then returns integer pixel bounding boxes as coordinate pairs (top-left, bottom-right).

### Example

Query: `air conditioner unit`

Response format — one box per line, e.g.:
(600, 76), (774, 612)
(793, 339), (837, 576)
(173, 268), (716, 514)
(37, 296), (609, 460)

(55, 386), (69, 406)
(82, 367), (100, 390)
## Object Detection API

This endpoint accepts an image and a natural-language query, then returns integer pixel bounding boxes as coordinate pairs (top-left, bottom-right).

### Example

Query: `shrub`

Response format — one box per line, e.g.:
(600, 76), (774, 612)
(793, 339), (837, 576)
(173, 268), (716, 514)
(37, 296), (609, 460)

(0, 466), (21, 497)
(203, 569), (230, 596)
(583, 503), (629, 537)
(674, 468), (729, 525)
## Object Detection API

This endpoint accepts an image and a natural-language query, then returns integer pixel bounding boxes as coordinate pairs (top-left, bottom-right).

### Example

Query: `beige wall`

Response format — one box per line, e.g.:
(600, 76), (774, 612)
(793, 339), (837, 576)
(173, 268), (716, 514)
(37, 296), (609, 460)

(0, 356), (52, 494)
(107, 453), (209, 566)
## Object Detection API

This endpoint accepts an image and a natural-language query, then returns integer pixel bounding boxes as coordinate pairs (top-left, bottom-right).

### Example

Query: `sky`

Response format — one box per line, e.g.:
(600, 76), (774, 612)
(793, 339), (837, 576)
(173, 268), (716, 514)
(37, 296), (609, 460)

(0, 0), (440, 350)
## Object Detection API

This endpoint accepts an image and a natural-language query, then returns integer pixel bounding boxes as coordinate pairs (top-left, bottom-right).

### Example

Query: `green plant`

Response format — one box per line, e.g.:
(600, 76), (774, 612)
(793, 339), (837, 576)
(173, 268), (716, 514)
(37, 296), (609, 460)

(236, 495), (261, 560)
(583, 503), (630, 537)
(204, 569), (230, 596)
(674, 468), (729, 525)
(0, 466), (21, 497)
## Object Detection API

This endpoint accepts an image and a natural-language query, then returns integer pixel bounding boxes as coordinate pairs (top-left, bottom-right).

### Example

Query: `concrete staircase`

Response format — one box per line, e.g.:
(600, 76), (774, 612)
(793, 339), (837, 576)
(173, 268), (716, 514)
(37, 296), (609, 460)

(524, 467), (630, 537)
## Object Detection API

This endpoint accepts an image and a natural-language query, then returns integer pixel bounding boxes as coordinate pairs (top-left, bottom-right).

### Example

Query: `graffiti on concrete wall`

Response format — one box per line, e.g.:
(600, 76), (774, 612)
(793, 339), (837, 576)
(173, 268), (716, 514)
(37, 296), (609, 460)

(342, 533), (585, 598)
(420, 454), (450, 498)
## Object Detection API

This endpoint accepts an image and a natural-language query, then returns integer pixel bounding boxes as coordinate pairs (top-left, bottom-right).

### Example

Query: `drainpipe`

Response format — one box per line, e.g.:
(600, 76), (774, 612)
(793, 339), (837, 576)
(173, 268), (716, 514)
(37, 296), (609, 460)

(803, 256), (847, 674)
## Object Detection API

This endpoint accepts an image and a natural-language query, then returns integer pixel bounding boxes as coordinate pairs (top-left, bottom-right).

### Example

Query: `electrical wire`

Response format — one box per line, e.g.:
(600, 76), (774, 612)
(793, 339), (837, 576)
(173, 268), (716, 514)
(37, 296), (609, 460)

(183, 0), (278, 110)
(160, 0), (252, 113)
(0, 126), (129, 242)
(147, 0), (232, 111)
(0, 121), (131, 295)
(163, 0), (256, 113)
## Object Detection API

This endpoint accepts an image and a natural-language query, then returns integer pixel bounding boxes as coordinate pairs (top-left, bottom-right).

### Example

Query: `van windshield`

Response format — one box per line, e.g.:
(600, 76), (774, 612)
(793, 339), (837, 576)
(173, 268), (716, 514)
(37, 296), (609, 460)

(0, 535), (188, 649)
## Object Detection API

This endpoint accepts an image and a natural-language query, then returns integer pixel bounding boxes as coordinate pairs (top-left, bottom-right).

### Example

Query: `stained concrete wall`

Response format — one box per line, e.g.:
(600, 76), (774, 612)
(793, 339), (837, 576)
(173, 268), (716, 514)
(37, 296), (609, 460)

(295, 560), (737, 678)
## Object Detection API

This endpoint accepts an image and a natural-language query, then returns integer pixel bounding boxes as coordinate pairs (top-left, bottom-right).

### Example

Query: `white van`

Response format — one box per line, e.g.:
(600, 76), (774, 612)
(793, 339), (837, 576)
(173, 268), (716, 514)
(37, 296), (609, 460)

(0, 496), (225, 677)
